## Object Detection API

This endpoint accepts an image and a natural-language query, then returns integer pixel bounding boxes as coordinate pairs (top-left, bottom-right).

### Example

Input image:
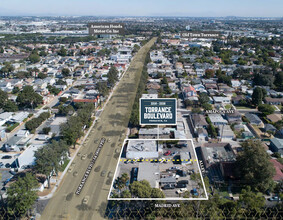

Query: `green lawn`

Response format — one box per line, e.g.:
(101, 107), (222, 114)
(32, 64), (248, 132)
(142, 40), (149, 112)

(60, 158), (70, 172)
(236, 106), (255, 110)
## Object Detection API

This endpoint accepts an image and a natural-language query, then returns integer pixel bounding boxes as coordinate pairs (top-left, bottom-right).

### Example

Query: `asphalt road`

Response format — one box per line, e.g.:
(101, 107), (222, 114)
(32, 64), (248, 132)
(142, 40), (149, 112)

(40, 38), (157, 220)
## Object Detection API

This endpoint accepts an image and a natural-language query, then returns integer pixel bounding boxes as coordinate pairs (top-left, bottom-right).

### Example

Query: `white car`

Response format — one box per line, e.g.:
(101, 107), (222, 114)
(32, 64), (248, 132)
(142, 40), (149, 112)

(82, 196), (90, 204)
(176, 188), (188, 194)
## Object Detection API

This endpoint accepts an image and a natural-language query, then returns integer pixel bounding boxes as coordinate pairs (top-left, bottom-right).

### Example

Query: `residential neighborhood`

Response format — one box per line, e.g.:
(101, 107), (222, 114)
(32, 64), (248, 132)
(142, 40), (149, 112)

(0, 10), (282, 220)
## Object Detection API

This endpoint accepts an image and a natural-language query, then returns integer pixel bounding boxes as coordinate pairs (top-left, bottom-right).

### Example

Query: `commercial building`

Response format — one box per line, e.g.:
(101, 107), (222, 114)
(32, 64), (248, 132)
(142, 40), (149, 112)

(126, 140), (160, 159)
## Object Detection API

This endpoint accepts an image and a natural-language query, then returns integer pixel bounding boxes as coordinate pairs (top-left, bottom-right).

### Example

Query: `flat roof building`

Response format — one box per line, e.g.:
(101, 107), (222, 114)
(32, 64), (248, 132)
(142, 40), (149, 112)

(126, 140), (160, 159)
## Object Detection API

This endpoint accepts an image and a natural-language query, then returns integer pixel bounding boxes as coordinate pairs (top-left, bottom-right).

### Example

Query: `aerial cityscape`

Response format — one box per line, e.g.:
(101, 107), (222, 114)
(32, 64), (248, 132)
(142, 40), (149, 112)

(0, 1), (282, 219)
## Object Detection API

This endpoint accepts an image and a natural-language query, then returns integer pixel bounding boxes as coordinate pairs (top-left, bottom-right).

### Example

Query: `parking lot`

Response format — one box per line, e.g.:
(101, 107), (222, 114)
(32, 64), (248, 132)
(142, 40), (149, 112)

(0, 153), (19, 169)
(111, 140), (206, 199)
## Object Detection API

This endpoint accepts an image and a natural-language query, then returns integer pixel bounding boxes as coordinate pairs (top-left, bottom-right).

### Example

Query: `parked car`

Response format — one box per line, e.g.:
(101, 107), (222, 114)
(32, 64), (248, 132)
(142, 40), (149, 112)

(176, 144), (187, 148)
(176, 188), (188, 194)
(164, 150), (171, 156)
(2, 155), (12, 159)
(177, 170), (187, 177)
(101, 170), (107, 177)
(178, 180), (189, 185)
(176, 183), (187, 188)
(170, 151), (178, 156)
(131, 167), (138, 182)
(168, 166), (178, 171)
(163, 184), (175, 190)
(268, 196), (280, 201)
(5, 163), (11, 168)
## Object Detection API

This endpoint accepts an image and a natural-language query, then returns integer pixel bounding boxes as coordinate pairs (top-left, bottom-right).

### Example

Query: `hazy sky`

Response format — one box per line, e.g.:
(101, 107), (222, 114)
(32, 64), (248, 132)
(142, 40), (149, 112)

(1, 0), (283, 17)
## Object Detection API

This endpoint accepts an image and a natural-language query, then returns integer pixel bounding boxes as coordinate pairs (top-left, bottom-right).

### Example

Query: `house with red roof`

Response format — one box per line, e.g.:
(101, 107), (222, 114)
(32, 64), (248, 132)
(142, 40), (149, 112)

(270, 159), (283, 182)
(182, 85), (197, 98)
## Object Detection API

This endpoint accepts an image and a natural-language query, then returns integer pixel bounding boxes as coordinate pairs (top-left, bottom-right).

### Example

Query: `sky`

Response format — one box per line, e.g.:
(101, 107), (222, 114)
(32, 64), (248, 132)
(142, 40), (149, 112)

(1, 0), (283, 17)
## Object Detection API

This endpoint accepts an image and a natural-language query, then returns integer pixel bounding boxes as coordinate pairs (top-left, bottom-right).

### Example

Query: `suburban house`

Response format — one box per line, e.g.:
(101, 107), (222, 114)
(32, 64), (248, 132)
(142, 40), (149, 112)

(225, 111), (242, 124)
(269, 138), (283, 155)
(208, 114), (228, 126)
(245, 113), (263, 127)
(213, 96), (231, 105)
(265, 97), (283, 105)
(191, 114), (208, 134)
(182, 85), (197, 98)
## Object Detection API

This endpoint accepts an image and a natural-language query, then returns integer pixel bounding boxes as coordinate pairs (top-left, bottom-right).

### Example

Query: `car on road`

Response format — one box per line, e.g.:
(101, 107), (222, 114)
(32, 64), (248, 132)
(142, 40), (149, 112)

(176, 188), (188, 194)
(163, 184), (175, 190)
(108, 171), (114, 178)
(82, 196), (90, 205)
(2, 155), (12, 159)
(101, 170), (107, 177)
(164, 150), (171, 156)
(81, 154), (87, 160)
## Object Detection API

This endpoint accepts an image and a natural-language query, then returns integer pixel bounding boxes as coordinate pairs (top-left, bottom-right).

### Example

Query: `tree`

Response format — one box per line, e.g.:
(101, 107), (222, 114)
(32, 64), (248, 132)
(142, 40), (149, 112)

(58, 104), (74, 116)
(34, 141), (69, 188)
(61, 68), (70, 77)
(12, 86), (20, 94)
(199, 93), (210, 105)
(258, 104), (275, 116)
(27, 53), (40, 63)
(0, 89), (8, 108)
(274, 72), (283, 91)
(192, 107), (202, 114)
(42, 127), (51, 134)
(60, 116), (84, 147)
(107, 65), (119, 87)
(239, 186), (265, 212)
(58, 46), (67, 56)
(129, 180), (152, 198)
(205, 69), (215, 79)
(236, 140), (275, 192)
(184, 99), (193, 108)
(6, 173), (38, 217)
(96, 81), (109, 97)
(3, 100), (18, 112)
(121, 190), (131, 198)
(37, 72), (47, 79)
(251, 87), (263, 106)
(202, 103), (213, 110)
(16, 86), (43, 108)
(151, 188), (165, 198)
(114, 173), (129, 191)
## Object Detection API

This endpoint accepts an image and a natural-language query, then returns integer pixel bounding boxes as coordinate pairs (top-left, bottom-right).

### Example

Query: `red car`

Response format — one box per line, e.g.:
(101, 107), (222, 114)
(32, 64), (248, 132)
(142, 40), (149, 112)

(164, 150), (171, 156)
